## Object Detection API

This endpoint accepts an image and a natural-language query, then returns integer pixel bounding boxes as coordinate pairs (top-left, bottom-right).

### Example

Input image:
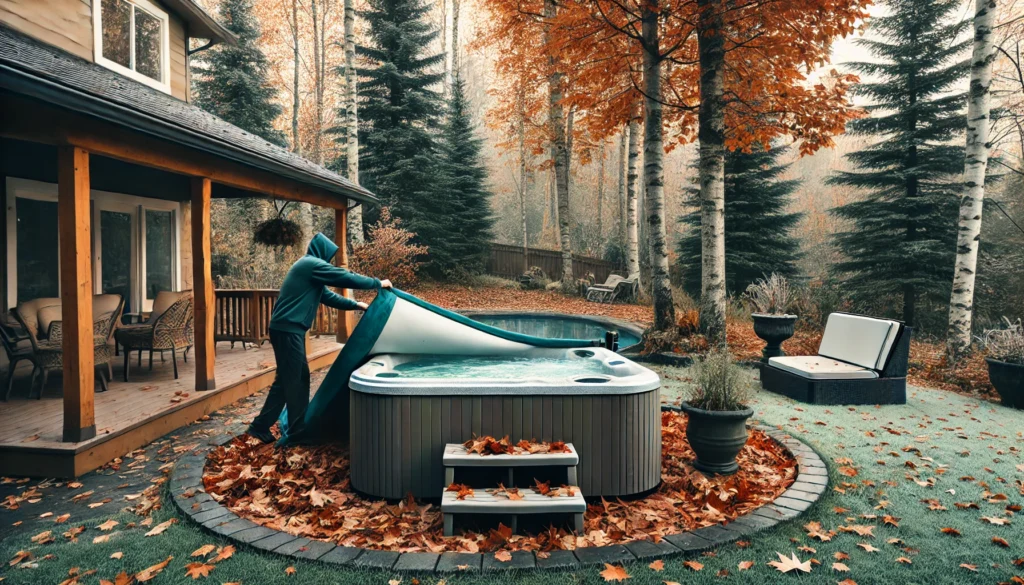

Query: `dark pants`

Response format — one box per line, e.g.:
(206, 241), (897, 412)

(250, 329), (309, 437)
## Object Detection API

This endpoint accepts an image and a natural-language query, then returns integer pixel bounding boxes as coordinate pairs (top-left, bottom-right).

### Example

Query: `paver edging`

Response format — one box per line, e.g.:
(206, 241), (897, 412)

(170, 406), (828, 574)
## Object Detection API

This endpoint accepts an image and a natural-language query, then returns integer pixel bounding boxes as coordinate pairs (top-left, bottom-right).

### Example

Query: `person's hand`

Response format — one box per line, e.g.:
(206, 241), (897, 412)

(379, 279), (393, 289)
(356, 301), (369, 311)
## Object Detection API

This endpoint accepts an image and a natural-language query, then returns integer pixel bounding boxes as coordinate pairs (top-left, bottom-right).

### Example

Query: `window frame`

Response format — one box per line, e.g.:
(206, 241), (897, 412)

(92, 0), (172, 94)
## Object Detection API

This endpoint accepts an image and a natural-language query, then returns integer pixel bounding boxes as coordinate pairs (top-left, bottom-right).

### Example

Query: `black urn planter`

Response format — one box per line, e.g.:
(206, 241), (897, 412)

(986, 358), (1024, 409)
(680, 402), (754, 475)
(751, 313), (798, 362)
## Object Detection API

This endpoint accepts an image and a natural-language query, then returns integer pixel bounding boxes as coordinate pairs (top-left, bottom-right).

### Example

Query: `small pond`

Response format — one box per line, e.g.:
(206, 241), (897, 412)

(468, 313), (643, 351)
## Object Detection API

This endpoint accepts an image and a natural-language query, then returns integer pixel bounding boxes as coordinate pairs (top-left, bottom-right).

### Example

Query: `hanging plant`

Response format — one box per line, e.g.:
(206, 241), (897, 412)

(254, 201), (303, 248)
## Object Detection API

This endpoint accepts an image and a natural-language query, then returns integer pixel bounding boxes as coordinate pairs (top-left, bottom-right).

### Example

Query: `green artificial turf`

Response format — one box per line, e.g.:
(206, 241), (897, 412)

(1, 365), (1021, 585)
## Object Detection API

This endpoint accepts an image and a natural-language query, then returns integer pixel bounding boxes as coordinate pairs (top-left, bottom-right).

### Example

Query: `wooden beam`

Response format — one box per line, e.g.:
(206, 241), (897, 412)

(335, 206), (356, 342)
(191, 177), (216, 390)
(57, 147), (96, 443)
(0, 95), (368, 209)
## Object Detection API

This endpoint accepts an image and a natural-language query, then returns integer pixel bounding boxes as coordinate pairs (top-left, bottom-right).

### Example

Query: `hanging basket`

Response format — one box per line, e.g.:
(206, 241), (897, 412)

(254, 217), (303, 248)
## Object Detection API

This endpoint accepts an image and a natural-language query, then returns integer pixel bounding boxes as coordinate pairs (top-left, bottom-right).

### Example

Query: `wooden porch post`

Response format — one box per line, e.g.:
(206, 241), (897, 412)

(58, 147), (96, 443)
(191, 178), (216, 390)
(335, 206), (355, 342)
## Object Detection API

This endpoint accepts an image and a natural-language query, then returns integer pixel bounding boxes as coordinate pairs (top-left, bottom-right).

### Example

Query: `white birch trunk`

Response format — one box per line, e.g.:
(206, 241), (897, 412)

(618, 127), (628, 245)
(626, 106), (642, 282)
(642, 0), (675, 330)
(947, 0), (997, 362)
(697, 0), (727, 345)
(344, 0), (363, 244)
(519, 111), (529, 273)
(597, 139), (606, 242)
(545, 0), (573, 288)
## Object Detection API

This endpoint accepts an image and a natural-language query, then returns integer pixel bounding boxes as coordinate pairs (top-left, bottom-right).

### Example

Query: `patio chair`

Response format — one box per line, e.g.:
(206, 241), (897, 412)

(114, 294), (193, 381)
(760, 312), (912, 405)
(1, 313), (34, 401)
(585, 275), (625, 303)
(13, 294), (125, 398)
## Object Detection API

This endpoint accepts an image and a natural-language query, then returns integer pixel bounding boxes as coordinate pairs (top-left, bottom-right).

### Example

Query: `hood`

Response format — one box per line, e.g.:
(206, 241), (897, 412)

(307, 232), (339, 262)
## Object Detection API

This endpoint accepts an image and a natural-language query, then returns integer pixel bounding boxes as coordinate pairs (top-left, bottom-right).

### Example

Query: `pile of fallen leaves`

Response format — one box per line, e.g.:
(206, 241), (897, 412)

(202, 411), (795, 553)
(461, 435), (572, 456)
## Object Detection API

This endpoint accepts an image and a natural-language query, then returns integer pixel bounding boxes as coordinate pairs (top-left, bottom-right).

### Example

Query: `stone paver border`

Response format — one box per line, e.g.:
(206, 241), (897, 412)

(170, 407), (828, 574)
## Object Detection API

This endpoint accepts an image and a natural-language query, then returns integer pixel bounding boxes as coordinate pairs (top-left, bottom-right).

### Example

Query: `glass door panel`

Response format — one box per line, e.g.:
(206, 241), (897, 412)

(100, 210), (134, 313)
(144, 209), (174, 303)
(15, 197), (60, 302)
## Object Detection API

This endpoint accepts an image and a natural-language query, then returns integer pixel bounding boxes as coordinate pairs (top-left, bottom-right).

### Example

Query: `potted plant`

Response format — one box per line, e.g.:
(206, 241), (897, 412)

(745, 273), (797, 362)
(981, 318), (1024, 409)
(681, 350), (755, 474)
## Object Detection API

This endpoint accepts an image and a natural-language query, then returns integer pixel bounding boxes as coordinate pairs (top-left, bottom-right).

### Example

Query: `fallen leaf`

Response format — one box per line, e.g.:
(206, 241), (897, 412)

(600, 564), (630, 581)
(683, 560), (704, 571)
(184, 563), (214, 579)
(494, 550), (512, 563)
(738, 560), (754, 571)
(54, 513), (71, 524)
(144, 518), (176, 537)
(992, 536), (1010, 548)
(191, 544), (216, 558)
(648, 560), (664, 571)
(833, 562), (850, 572)
(212, 545), (235, 563)
(940, 527), (961, 537)
(982, 516), (1010, 526)
(31, 531), (54, 544)
(110, 552), (123, 560)
(284, 566), (296, 576)
(896, 557), (912, 565)
(768, 552), (811, 574)
(857, 543), (880, 553)
(135, 556), (173, 582)
(959, 563), (977, 572)
(97, 520), (118, 531)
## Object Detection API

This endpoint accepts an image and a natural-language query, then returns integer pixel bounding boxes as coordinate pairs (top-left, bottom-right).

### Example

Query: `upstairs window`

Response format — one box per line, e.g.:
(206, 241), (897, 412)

(94, 0), (171, 93)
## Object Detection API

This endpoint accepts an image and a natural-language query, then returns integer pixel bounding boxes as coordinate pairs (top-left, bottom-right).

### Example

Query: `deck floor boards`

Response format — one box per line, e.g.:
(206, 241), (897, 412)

(0, 337), (341, 452)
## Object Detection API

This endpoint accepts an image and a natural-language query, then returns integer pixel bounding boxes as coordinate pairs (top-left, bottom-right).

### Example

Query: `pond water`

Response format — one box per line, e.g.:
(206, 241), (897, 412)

(470, 315), (642, 350)
(390, 355), (607, 379)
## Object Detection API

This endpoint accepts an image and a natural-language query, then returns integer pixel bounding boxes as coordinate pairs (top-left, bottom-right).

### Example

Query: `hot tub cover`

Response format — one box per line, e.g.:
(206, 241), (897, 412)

(281, 288), (602, 444)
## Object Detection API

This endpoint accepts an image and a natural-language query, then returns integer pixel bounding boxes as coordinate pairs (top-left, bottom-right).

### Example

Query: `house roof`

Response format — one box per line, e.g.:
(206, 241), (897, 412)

(0, 24), (376, 206)
(165, 0), (238, 47)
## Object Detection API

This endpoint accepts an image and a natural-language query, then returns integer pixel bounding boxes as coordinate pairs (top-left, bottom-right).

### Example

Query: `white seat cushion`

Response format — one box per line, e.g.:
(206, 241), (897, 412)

(768, 356), (879, 380)
(818, 313), (900, 371)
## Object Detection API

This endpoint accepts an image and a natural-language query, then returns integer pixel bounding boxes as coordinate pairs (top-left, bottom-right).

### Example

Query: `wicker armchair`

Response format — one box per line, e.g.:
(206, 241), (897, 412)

(13, 294), (124, 398)
(114, 294), (193, 381)
(1, 314), (34, 401)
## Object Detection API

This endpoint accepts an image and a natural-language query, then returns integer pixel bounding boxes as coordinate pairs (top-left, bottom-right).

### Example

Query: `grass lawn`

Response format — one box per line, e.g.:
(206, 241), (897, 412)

(2, 365), (1021, 585)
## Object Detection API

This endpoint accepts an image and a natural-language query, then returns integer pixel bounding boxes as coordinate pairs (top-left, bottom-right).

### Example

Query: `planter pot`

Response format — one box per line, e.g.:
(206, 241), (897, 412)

(680, 402), (753, 475)
(986, 358), (1024, 409)
(752, 313), (798, 362)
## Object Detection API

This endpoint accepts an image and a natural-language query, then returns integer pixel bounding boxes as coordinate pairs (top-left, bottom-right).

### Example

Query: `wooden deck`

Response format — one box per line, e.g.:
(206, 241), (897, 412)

(0, 337), (342, 478)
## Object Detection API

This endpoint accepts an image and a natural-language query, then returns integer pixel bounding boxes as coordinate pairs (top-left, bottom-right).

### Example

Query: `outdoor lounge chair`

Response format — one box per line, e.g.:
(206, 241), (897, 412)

(760, 312), (912, 405)
(13, 294), (125, 398)
(114, 294), (193, 381)
(585, 273), (639, 304)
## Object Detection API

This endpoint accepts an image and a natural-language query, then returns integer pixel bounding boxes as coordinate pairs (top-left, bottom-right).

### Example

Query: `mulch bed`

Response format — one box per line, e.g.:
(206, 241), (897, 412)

(201, 411), (796, 553)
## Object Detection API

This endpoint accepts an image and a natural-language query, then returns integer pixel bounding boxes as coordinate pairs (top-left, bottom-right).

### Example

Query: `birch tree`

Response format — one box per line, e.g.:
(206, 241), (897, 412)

(948, 0), (998, 362)
(618, 127), (628, 245)
(344, 0), (363, 243)
(544, 0), (574, 288)
(626, 107), (642, 281)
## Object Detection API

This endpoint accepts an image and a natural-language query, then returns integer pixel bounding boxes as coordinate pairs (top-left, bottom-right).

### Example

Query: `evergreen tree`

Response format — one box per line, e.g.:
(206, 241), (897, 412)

(354, 0), (446, 247)
(677, 144), (803, 297)
(828, 0), (969, 327)
(192, 0), (286, 146)
(430, 73), (495, 275)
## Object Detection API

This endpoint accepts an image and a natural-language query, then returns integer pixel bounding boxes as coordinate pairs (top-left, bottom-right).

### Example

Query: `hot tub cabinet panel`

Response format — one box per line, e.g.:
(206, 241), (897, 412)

(349, 389), (661, 499)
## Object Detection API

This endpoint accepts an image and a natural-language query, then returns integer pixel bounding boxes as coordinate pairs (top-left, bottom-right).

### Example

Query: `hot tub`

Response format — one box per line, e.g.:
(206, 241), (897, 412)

(348, 348), (661, 500)
(465, 313), (644, 352)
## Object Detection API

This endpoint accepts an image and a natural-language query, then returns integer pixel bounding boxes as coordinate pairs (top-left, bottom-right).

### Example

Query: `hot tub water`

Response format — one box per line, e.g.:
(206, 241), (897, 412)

(390, 355), (608, 379)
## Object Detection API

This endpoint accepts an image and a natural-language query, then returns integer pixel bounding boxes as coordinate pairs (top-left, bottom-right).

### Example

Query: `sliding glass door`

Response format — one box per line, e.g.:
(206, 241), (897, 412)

(97, 205), (138, 314)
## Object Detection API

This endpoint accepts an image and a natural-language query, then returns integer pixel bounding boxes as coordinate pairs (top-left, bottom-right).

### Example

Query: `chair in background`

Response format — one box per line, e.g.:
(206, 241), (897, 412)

(115, 294), (193, 381)
(13, 294), (125, 398)
(1, 314), (34, 401)
(585, 273), (640, 304)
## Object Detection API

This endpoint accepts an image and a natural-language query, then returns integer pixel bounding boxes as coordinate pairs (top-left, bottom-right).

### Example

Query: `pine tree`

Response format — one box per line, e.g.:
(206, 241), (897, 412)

(354, 0), (445, 243)
(431, 73), (495, 276)
(677, 144), (803, 297)
(191, 0), (286, 146)
(828, 0), (969, 327)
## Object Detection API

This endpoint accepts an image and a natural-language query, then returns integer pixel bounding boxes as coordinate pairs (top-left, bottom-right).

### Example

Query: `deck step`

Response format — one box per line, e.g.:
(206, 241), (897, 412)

(441, 487), (586, 536)
(443, 442), (579, 467)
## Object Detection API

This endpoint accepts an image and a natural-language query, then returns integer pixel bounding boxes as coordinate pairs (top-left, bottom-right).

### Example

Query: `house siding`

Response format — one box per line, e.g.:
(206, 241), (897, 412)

(0, 0), (190, 101)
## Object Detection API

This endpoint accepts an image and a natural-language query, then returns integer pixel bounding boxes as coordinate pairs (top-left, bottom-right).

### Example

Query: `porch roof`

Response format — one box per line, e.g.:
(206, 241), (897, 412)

(0, 24), (376, 206)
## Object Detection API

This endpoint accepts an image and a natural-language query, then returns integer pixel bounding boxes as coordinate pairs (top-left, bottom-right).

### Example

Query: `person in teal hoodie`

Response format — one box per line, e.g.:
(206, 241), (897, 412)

(247, 232), (391, 443)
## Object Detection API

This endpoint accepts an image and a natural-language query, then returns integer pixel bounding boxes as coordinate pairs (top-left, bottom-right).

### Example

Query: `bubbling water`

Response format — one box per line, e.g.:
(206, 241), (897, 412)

(389, 355), (607, 379)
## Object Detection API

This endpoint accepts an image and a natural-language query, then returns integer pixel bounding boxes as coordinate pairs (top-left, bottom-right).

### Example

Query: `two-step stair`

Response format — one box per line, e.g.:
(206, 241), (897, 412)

(441, 442), (586, 536)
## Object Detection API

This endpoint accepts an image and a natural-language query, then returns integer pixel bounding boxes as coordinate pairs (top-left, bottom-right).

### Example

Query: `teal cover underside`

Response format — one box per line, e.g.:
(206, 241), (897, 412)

(280, 288), (601, 444)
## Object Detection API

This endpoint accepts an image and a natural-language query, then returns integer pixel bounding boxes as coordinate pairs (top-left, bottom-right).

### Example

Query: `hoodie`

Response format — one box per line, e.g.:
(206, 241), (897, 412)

(268, 233), (381, 335)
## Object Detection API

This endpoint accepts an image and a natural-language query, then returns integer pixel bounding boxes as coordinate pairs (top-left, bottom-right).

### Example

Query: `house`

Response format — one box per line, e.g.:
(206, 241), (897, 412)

(0, 0), (373, 477)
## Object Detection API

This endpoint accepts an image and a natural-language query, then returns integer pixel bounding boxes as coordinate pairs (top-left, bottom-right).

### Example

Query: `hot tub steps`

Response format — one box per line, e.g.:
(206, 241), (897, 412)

(441, 442), (584, 537)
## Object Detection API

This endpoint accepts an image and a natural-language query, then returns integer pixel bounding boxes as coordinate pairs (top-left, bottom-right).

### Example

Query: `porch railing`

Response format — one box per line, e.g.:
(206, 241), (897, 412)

(214, 289), (338, 345)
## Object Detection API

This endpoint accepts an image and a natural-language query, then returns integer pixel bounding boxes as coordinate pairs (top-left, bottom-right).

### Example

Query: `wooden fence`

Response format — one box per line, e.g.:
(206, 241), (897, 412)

(487, 243), (618, 283)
